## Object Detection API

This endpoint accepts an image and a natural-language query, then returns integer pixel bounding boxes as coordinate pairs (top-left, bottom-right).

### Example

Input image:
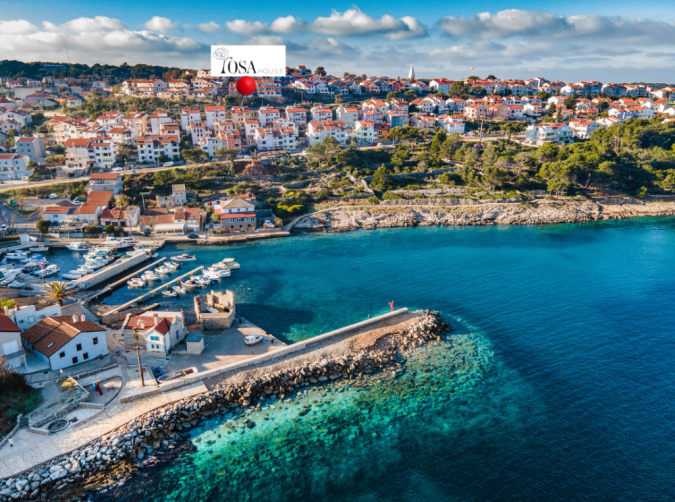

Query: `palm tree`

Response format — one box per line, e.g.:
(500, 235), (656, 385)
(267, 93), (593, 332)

(43, 282), (75, 307)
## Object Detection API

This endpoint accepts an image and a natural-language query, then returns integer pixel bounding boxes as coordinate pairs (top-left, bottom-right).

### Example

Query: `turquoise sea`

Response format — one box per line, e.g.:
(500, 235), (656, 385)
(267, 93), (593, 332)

(90, 219), (675, 501)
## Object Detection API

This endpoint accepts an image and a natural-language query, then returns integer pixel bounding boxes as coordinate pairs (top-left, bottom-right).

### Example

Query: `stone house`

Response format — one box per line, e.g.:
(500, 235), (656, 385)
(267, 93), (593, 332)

(157, 184), (187, 209)
(214, 198), (256, 231)
(121, 311), (187, 358)
(194, 290), (236, 330)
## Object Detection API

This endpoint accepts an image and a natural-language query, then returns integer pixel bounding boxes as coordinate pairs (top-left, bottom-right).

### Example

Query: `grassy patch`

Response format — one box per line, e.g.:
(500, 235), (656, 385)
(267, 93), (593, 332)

(0, 380), (42, 438)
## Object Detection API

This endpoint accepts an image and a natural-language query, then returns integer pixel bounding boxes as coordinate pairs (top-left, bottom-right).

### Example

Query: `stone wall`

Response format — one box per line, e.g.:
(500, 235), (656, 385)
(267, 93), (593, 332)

(195, 291), (236, 330)
(379, 198), (520, 206)
(29, 377), (91, 428)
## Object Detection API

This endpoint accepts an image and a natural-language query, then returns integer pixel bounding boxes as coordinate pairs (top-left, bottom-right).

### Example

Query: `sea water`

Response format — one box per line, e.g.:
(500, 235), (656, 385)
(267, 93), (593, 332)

(90, 219), (675, 500)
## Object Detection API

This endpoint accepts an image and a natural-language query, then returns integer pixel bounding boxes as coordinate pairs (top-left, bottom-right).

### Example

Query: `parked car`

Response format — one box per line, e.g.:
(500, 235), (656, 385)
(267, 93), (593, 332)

(376, 142), (383, 147)
(112, 167), (123, 172)
(187, 233), (199, 239)
(72, 200), (83, 205)
(130, 169), (136, 174)
(143, 229), (152, 236)
(121, 237), (136, 243)
(21, 176), (29, 181)
(48, 194), (58, 199)
(163, 162), (174, 167)
(37, 195), (45, 199)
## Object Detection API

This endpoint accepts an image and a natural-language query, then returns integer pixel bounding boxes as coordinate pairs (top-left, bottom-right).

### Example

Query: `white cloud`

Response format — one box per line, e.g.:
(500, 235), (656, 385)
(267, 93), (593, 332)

(438, 9), (675, 45)
(0, 17), (205, 67)
(64, 16), (127, 32)
(225, 20), (268, 35)
(195, 21), (221, 32)
(308, 8), (426, 38)
(245, 35), (285, 45)
(0, 20), (38, 34)
(144, 16), (177, 32)
(269, 15), (305, 34)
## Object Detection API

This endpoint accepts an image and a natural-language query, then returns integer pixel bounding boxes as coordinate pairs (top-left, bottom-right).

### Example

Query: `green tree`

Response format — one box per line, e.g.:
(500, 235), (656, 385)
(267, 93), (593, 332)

(367, 196), (380, 204)
(35, 219), (51, 234)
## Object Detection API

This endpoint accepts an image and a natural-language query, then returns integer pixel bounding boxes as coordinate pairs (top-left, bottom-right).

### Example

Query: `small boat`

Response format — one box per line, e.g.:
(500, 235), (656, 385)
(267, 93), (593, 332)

(172, 253), (197, 262)
(66, 242), (89, 251)
(5, 252), (29, 261)
(206, 268), (231, 278)
(33, 265), (59, 277)
(157, 367), (198, 383)
(244, 335), (263, 346)
(172, 286), (187, 294)
(155, 266), (173, 274)
(161, 290), (178, 297)
(76, 264), (97, 274)
(128, 278), (146, 288)
(192, 276), (211, 286)
(8, 280), (24, 288)
(143, 271), (161, 281)
(29, 246), (48, 252)
(62, 273), (83, 280)
(165, 262), (179, 270)
(21, 261), (48, 273)
(221, 258), (240, 269)
(181, 280), (199, 289)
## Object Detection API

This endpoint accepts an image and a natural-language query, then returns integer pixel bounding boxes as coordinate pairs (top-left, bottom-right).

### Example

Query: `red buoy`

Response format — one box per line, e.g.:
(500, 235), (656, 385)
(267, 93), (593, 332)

(236, 76), (257, 96)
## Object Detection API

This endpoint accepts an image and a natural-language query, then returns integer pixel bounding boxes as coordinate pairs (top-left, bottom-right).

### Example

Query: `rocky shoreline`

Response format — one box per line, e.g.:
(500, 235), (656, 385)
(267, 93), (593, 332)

(0, 311), (449, 502)
(293, 199), (675, 231)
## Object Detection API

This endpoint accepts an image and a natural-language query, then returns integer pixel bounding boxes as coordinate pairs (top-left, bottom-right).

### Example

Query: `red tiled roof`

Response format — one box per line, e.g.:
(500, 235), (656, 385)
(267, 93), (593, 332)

(220, 211), (256, 219)
(21, 316), (104, 357)
(153, 318), (171, 335)
(0, 315), (20, 332)
(90, 172), (119, 180)
(156, 215), (175, 224)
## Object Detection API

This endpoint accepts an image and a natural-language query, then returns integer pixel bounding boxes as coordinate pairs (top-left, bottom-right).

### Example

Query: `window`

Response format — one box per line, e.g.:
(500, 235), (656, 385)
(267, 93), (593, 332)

(83, 353), (89, 360)
(150, 336), (159, 341)
(92, 337), (98, 345)
(72, 356), (78, 364)
(76, 343), (82, 351)
(59, 351), (65, 358)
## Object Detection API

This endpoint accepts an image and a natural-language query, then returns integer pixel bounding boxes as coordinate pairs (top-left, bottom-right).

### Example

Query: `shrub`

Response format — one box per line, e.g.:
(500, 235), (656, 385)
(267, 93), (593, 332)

(367, 196), (380, 204)
(35, 219), (51, 234)
(382, 190), (402, 200)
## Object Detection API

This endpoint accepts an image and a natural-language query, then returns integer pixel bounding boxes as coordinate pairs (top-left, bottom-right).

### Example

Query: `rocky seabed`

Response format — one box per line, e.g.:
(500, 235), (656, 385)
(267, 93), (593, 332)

(294, 200), (675, 231)
(0, 312), (449, 502)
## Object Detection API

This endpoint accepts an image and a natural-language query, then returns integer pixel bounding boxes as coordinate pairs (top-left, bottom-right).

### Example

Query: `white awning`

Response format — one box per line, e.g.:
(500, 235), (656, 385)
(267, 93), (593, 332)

(154, 223), (185, 232)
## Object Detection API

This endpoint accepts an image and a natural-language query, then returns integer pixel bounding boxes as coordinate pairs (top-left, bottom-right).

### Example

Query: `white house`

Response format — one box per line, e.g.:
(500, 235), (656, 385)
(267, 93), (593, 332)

(311, 107), (333, 122)
(568, 119), (601, 139)
(0, 314), (24, 370)
(21, 315), (108, 371)
(525, 123), (574, 146)
(0, 154), (33, 181)
(352, 120), (376, 144)
(43, 204), (76, 224)
(429, 79), (453, 94)
(204, 106), (227, 129)
(336, 105), (360, 128)
(437, 115), (466, 134)
(89, 172), (122, 195)
(307, 120), (348, 146)
(181, 109), (201, 131)
(122, 311), (187, 358)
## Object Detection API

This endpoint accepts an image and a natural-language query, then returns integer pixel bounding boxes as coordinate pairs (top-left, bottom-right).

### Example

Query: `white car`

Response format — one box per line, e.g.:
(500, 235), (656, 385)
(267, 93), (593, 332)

(376, 143), (383, 147)
(72, 200), (83, 205)
(48, 194), (58, 199)
(112, 167), (123, 172)
(244, 335), (263, 346)
(130, 169), (136, 174)
(21, 176), (29, 181)
(121, 237), (136, 243)
(301, 150), (307, 155)
(163, 162), (174, 167)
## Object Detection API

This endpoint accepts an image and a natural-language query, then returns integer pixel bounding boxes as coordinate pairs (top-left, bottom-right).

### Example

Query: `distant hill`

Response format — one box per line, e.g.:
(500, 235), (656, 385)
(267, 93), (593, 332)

(0, 60), (185, 85)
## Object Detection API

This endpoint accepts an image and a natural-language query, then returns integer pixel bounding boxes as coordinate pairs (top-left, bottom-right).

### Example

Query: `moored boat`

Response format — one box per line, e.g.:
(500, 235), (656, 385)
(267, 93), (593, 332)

(161, 290), (177, 297)
(172, 253), (197, 262)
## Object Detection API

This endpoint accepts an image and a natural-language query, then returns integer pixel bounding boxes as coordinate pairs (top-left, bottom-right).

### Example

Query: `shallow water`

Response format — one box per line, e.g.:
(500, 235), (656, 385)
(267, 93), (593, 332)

(88, 219), (675, 500)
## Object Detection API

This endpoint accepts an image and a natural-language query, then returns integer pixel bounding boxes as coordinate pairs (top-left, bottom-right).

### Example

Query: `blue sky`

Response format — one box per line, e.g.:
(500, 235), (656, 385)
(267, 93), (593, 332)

(1, 0), (674, 81)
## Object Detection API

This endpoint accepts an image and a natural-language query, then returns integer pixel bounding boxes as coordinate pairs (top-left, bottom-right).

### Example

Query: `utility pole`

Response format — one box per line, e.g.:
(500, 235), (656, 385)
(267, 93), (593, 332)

(129, 341), (145, 387)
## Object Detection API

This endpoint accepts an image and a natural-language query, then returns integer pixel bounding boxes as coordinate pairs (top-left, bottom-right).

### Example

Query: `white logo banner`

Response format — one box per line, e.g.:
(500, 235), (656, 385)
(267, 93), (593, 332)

(210, 46), (286, 77)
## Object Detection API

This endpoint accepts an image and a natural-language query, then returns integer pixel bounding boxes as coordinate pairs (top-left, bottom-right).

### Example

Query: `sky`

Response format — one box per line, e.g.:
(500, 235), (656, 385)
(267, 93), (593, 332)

(1, 0), (674, 82)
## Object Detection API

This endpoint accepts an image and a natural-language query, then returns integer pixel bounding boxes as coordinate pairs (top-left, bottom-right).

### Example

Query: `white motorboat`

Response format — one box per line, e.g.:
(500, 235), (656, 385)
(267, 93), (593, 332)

(165, 261), (179, 270)
(172, 286), (187, 294)
(155, 266), (173, 274)
(76, 264), (97, 273)
(172, 253), (197, 262)
(66, 242), (89, 251)
(143, 271), (161, 281)
(34, 265), (59, 277)
(221, 258), (240, 269)
(21, 261), (48, 273)
(128, 278), (146, 288)
(206, 267), (231, 278)
(161, 290), (177, 297)
(8, 281), (24, 288)
(181, 279), (199, 289)
(29, 246), (48, 252)
(244, 335), (263, 346)
(192, 276), (211, 286)
(5, 251), (29, 261)
(62, 270), (86, 279)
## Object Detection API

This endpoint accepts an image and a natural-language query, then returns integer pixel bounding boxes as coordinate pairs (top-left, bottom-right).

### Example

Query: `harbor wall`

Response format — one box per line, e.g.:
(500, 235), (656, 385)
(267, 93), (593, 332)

(119, 308), (411, 403)
(76, 253), (151, 290)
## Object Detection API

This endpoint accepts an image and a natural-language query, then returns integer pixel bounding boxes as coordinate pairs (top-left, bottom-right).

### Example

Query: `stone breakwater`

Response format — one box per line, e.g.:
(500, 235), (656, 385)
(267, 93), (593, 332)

(0, 312), (449, 502)
(293, 199), (675, 231)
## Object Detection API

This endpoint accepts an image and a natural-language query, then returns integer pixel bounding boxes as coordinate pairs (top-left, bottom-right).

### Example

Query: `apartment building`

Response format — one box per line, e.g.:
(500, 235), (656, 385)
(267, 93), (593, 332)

(307, 120), (348, 145)
(15, 137), (46, 165)
(0, 154), (33, 181)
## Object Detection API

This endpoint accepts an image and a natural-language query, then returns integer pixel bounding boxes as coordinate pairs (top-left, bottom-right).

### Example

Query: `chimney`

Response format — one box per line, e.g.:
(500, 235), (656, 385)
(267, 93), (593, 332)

(3, 306), (9, 316)
(80, 315), (86, 322)
(153, 313), (159, 325)
(72, 315), (79, 323)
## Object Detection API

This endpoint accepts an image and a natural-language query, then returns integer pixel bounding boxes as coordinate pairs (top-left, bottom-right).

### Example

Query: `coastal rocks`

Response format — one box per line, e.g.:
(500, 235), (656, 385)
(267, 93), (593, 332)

(292, 199), (675, 231)
(1, 312), (450, 502)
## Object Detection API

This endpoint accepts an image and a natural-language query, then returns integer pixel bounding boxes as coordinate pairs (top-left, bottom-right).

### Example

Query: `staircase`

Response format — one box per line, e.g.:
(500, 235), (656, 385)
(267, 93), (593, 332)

(18, 415), (29, 428)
